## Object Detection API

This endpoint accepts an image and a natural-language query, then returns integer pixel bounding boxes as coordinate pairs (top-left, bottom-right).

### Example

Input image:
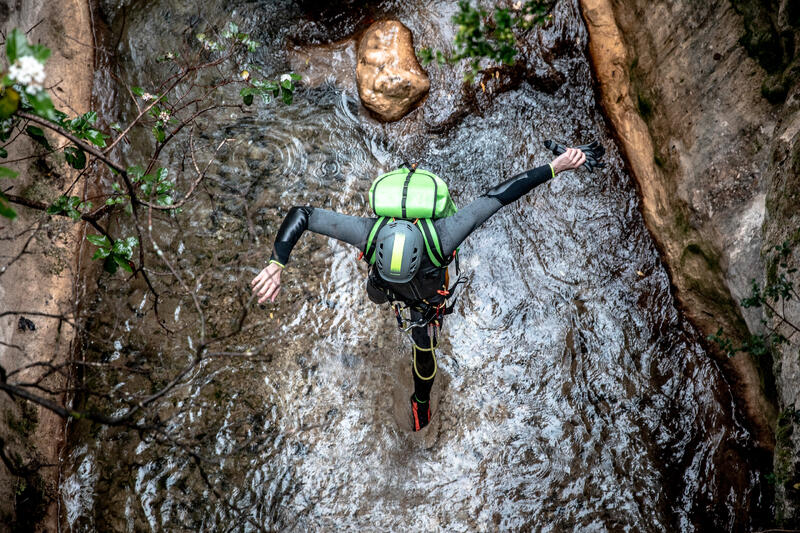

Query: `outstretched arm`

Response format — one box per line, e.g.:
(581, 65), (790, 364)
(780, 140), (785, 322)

(251, 207), (375, 303)
(436, 148), (586, 255)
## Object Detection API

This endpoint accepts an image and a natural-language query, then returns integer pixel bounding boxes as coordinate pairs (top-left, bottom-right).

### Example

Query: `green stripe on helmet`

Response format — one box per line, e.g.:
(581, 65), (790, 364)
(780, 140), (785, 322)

(390, 233), (406, 272)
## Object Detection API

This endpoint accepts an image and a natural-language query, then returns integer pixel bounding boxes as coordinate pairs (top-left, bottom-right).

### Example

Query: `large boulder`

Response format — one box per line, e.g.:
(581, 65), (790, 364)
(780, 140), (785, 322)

(356, 20), (430, 121)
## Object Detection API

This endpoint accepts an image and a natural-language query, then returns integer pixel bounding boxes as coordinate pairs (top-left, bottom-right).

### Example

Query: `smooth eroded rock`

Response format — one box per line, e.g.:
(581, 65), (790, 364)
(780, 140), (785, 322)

(356, 20), (430, 122)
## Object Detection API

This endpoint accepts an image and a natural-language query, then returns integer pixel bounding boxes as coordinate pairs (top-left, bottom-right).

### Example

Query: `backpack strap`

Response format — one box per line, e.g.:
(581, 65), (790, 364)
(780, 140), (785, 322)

(400, 167), (416, 219)
(363, 216), (390, 265)
(415, 218), (447, 267)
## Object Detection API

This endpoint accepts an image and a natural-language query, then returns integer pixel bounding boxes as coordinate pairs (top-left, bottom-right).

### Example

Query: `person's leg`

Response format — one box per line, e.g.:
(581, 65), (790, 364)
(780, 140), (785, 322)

(410, 310), (438, 430)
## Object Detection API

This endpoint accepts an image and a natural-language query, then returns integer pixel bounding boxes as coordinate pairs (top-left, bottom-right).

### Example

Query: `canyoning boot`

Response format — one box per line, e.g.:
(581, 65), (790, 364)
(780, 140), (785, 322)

(410, 394), (430, 431)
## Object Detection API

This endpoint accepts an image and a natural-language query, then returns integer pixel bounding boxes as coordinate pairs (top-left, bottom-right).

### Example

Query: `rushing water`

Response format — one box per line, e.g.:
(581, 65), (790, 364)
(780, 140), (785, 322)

(62, 0), (769, 531)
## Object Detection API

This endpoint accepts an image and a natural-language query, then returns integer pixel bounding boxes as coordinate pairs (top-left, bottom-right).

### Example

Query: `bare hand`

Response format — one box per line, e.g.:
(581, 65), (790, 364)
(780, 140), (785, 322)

(551, 147), (586, 174)
(251, 262), (283, 304)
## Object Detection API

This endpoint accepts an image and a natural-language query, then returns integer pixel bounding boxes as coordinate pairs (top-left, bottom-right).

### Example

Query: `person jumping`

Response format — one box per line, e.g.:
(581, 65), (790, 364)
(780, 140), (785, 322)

(251, 142), (603, 431)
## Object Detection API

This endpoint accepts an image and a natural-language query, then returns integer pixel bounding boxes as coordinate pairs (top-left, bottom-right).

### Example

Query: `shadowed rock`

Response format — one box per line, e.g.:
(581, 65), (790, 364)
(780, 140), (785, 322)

(356, 20), (430, 122)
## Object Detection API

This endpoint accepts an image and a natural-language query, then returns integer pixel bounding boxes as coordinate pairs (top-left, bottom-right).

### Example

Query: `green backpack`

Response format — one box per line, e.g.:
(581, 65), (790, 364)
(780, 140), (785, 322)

(363, 167), (457, 268)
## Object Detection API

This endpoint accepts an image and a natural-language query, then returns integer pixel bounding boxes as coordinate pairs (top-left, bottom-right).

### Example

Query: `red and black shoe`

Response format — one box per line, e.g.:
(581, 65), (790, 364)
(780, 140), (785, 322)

(410, 394), (430, 432)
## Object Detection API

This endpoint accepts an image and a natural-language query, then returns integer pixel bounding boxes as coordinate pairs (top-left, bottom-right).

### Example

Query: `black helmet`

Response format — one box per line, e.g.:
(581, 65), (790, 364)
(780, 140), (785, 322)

(374, 220), (424, 283)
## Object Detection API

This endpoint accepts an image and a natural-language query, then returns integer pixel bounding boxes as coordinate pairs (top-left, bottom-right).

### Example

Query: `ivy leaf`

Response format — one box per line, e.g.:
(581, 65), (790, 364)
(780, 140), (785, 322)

(26, 125), (51, 149)
(64, 146), (86, 169)
(6, 28), (31, 63)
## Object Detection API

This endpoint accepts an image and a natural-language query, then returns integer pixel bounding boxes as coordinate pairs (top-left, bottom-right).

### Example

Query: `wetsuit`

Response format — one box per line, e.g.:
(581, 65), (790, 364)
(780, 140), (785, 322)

(268, 164), (554, 406)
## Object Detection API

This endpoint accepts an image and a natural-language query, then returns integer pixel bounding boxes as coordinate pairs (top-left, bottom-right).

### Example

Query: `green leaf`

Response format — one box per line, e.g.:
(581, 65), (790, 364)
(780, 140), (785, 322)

(64, 146), (86, 169)
(126, 165), (144, 182)
(113, 254), (133, 272)
(31, 44), (50, 63)
(0, 147), (7, 158)
(84, 129), (107, 148)
(156, 168), (168, 181)
(45, 195), (67, 215)
(0, 193), (16, 219)
(0, 88), (20, 119)
(0, 166), (18, 179)
(26, 125), (51, 149)
(281, 79), (293, 90)
(28, 90), (56, 120)
(86, 233), (111, 248)
(290, 73), (302, 81)
(152, 125), (165, 143)
(0, 118), (14, 141)
(103, 255), (119, 274)
(131, 86), (144, 96)
(6, 28), (31, 63)
(53, 109), (68, 125)
(282, 90), (293, 105)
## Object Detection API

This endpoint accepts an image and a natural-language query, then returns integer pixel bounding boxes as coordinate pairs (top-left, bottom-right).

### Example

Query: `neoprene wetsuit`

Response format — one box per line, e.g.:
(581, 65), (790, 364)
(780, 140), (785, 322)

(268, 164), (554, 407)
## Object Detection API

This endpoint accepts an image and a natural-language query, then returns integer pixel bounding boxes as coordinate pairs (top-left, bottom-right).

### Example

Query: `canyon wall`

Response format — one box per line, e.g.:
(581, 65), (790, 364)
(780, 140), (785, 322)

(0, 0), (93, 530)
(580, 0), (799, 524)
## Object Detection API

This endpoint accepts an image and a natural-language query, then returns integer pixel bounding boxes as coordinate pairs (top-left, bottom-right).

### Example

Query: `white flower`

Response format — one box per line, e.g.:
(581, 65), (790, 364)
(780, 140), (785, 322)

(280, 74), (291, 83)
(513, 1), (522, 10)
(8, 55), (46, 87)
(141, 92), (155, 101)
(158, 111), (170, 122)
(240, 70), (250, 80)
(166, 52), (175, 59)
(25, 84), (43, 94)
(523, 13), (535, 23)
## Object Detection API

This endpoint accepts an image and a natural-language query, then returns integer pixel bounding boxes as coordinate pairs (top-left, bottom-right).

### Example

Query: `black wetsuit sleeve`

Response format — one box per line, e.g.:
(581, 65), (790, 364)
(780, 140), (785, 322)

(435, 164), (554, 255)
(268, 207), (375, 265)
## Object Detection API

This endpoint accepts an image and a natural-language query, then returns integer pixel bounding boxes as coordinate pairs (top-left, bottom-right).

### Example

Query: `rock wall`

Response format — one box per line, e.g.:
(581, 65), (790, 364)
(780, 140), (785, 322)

(0, 0), (93, 531)
(580, 0), (800, 524)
